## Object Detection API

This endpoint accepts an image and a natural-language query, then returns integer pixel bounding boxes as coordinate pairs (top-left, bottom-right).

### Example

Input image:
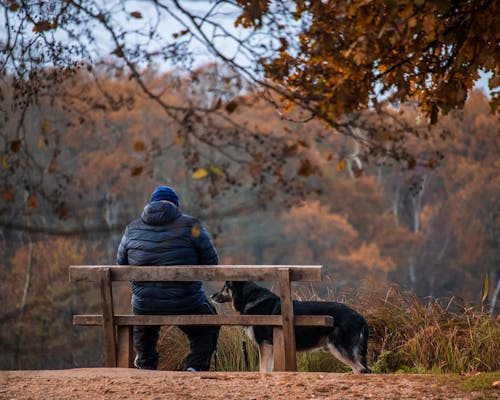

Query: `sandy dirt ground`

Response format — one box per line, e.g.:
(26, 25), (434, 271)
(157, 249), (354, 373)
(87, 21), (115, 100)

(1, 369), (499, 400)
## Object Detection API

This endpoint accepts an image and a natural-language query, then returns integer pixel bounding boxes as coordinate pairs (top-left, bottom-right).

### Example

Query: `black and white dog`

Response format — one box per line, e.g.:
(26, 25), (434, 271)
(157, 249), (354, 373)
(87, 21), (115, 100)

(211, 281), (370, 373)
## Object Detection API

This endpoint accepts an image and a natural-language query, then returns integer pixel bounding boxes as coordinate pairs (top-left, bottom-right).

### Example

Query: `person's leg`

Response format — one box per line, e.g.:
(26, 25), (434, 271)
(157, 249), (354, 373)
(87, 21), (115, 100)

(179, 302), (220, 371)
(132, 308), (160, 370)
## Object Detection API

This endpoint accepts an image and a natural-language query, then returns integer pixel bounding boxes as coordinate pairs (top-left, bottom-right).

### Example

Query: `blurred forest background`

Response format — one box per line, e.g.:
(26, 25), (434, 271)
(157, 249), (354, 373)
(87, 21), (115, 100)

(1, 67), (497, 369)
(0, 1), (498, 371)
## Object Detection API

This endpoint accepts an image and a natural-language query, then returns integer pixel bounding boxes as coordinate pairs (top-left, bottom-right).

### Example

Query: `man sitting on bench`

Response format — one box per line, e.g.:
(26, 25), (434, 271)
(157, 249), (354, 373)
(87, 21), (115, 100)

(116, 185), (220, 371)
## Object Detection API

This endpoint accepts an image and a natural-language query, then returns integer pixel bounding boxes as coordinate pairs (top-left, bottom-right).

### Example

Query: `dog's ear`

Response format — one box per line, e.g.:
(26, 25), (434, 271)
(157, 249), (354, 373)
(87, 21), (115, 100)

(225, 281), (234, 290)
(210, 282), (232, 304)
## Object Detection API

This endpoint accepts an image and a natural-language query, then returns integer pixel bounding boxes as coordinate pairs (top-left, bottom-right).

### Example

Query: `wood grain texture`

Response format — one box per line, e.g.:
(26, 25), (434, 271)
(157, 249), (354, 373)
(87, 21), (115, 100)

(73, 314), (334, 327)
(69, 265), (323, 282)
(99, 268), (117, 367)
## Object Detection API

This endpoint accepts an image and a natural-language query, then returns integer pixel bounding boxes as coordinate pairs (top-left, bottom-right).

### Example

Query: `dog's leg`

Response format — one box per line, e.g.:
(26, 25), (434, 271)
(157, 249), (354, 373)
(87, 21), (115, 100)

(326, 343), (368, 373)
(348, 330), (370, 373)
(267, 346), (274, 372)
(258, 343), (273, 372)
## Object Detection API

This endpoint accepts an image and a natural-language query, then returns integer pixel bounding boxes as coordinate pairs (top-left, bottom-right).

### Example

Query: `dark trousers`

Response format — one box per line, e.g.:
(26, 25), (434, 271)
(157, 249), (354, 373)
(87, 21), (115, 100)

(133, 302), (220, 371)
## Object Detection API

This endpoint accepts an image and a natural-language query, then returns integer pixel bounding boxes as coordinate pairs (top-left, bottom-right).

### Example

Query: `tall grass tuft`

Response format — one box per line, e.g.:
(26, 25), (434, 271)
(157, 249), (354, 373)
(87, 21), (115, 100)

(360, 286), (500, 373)
(157, 326), (260, 371)
(157, 326), (189, 371)
(297, 284), (500, 373)
(213, 326), (260, 371)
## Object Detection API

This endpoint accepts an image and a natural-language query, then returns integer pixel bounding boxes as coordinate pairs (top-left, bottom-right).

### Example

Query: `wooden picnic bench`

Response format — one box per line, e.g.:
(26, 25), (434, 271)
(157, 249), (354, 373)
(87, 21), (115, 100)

(69, 265), (333, 372)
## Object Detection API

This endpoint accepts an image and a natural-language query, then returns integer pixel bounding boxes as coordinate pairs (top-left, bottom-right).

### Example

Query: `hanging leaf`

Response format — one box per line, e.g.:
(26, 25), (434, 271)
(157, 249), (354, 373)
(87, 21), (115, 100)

(26, 193), (38, 209)
(282, 101), (295, 113)
(38, 137), (47, 149)
(131, 166), (143, 176)
(41, 118), (51, 132)
(225, 100), (238, 113)
(10, 140), (21, 153)
(209, 165), (223, 177)
(111, 46), (125, 58)
(33, 20), (54, 33)
(2, 190), (14, 202)
(298, 159), (314, 176)
(47, 158), (57, 173)
(192, 168), (208, 179)
(133, 141), (146, 151)
(253, 152), (264, 161)
(336, 159), (346, 172)
(377, 64), (388, 73)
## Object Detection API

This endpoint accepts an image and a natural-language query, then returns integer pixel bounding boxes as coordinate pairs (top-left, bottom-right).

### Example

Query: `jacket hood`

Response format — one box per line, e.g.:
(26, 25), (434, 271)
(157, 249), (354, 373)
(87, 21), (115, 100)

(141, 201), (182, 225)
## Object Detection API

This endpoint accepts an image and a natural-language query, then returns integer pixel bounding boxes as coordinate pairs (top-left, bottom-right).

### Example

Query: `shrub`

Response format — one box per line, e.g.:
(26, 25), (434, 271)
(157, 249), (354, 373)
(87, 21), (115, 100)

(362, 286), (500, 373)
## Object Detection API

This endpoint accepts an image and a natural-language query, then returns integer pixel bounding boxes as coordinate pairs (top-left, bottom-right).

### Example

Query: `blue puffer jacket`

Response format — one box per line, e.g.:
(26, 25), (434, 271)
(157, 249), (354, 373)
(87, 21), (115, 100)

(116, 201), (219, 312)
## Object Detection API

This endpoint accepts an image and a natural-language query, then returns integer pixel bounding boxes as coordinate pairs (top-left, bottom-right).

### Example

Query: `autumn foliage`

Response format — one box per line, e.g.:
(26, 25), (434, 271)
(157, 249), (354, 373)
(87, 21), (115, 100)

(249, 0), (499, 120)
(0, 0), (498, 372)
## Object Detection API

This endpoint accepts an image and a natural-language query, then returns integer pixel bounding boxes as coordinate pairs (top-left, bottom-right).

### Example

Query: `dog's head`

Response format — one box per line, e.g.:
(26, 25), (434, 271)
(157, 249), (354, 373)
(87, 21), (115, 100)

(210, 281), (235, 304)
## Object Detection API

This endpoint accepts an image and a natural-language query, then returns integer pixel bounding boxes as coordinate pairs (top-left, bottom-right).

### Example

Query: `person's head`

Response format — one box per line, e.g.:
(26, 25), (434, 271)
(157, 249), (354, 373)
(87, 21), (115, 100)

(149, 186), (179, 206)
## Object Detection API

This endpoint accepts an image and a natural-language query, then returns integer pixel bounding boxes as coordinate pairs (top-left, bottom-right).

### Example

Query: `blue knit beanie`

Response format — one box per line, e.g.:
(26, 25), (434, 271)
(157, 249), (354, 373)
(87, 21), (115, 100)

(149, 186), (179, 205)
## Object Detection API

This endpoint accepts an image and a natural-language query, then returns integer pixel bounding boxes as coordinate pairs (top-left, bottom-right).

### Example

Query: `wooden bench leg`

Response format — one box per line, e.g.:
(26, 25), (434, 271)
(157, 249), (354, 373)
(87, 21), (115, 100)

(100, 268), (117, 367)
(273, 327), (285, 371)
(274, 268), (297, 372)
(117, 326), (134, 368)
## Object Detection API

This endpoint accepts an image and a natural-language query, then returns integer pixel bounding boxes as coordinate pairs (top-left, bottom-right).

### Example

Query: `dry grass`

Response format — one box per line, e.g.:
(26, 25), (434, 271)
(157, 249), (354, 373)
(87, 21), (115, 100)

(362, 286), (500, 373)
(157, 325), (260, 371)
(157, 286), (500, 373)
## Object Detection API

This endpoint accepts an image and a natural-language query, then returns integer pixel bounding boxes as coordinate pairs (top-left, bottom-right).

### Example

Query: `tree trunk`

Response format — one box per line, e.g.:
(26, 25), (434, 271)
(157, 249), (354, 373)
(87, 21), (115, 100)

(14, 239), (34, 369)
(490, 277), (500, 316)
(393, 181), (400, 228)
(411, 175), (427, 233)
(407, 175), (428, 293)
